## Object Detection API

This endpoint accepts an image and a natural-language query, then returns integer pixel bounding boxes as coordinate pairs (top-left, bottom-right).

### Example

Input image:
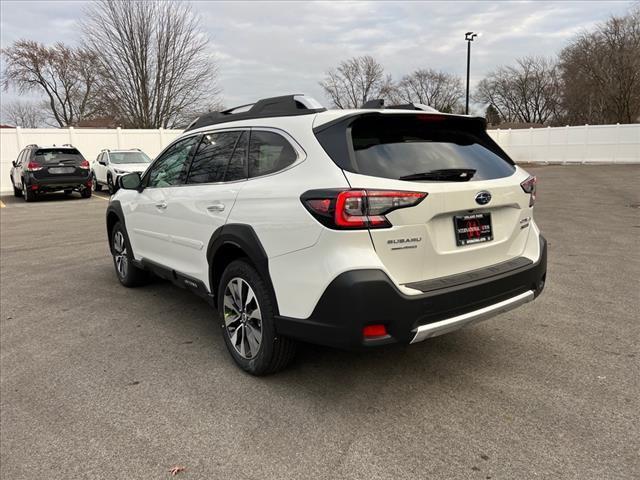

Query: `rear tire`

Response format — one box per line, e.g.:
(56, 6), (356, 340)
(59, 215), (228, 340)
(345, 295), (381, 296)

(217, 259), (296, 375)
(81, 188), (92, 198)
(22, 181), (36, 202)
(92, 172), (102, 191)
(110, 222), (149, 287)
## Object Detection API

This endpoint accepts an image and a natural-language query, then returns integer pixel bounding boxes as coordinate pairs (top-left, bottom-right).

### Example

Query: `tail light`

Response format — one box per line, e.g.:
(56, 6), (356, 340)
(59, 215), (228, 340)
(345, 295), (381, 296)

(302, 189), (427, 229)
(26, 161), (42, 172)
(520, 176), (537, 207)
(79, 159), (90, 169)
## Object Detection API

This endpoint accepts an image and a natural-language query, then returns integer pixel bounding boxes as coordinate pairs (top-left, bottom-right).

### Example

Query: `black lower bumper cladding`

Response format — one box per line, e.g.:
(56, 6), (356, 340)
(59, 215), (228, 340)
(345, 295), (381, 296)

(275, 236), (547, 350)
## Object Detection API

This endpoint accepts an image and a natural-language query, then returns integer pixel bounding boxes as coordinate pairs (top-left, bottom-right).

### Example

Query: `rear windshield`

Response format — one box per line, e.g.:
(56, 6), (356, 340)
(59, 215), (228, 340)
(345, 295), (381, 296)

(109, 152), (151, 164)
(34, 148), (83, 164)
(317, 114), (515, 181)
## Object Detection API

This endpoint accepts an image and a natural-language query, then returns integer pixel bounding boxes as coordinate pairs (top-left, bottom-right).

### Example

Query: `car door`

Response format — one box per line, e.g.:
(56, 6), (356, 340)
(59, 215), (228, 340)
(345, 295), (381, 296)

(158, 130), (249, 282)
(96, 153), (108, 183)
(125, 135), (200, 266)
(11, 150), (25, 187)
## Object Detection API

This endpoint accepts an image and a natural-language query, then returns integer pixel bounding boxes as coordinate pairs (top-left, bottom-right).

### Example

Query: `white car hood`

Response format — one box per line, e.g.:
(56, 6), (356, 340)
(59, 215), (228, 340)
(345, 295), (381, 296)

(111, 163), (150, 173)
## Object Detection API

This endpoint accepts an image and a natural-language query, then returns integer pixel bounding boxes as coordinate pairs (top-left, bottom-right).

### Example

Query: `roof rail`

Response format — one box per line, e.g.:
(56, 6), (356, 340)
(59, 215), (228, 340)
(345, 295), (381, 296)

(184, 94), (326, 132)
(360, 99), (439, 113)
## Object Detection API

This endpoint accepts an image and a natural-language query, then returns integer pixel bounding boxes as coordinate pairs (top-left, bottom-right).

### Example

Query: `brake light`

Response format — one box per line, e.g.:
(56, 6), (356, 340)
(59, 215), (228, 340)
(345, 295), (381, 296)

(26, 161), (42, 172)
(520, 176), (537, 207)
(79, 159), (90, 169)
(302, 189), (427, 229)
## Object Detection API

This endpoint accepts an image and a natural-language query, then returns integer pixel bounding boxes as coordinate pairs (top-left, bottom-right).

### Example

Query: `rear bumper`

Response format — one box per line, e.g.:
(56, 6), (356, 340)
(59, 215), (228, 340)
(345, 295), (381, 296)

(27, 172), (91, 190)
(274, 235), (547, 349)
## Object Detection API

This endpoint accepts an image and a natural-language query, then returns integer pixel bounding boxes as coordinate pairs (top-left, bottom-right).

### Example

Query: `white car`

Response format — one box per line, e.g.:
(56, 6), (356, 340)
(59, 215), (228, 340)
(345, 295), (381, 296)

(92, 149), (152, 194)
(105, 95), (547, 375)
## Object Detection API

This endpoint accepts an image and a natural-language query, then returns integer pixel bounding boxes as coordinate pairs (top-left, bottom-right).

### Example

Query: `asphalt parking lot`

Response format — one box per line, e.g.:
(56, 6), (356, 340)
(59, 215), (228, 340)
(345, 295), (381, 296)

(1, 165), (639, 479)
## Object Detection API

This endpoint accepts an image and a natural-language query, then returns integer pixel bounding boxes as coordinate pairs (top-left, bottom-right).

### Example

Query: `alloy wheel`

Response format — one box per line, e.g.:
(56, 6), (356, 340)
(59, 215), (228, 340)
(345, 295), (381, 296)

(113, 231), (128, 278)
(223, 277), (263, 359)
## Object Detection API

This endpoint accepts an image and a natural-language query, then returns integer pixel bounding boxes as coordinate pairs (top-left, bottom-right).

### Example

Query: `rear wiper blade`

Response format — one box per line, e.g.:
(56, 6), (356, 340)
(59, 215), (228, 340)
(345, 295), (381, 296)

(399, 168), (476, 181)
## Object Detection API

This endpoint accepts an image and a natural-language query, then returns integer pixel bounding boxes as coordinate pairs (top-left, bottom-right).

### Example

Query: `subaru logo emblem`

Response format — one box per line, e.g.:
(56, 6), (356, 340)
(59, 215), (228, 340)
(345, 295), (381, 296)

(475, 191), (492, 205)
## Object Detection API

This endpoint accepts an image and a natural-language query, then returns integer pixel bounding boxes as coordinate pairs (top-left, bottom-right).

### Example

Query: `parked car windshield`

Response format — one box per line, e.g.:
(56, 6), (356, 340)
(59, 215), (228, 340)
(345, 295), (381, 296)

(350, 114), (515, 181)
(34, 148), (83, 164)
(109, 151), (151, 164)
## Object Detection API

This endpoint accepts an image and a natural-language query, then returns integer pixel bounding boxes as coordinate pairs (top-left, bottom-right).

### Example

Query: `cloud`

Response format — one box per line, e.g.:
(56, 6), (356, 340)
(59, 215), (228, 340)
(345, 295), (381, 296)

(0, 0), (635, 112)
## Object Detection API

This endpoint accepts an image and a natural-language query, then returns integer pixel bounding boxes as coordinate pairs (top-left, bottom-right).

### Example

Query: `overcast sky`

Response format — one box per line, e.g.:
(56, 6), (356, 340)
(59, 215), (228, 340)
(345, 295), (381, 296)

(0, 0), (634, 120)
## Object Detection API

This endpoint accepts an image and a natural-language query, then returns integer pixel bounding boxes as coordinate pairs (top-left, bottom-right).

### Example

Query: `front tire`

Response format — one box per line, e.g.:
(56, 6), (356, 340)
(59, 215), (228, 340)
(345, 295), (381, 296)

(111, 222), (149, 287)
(218, 259), (296, 375)
(13, 184), (21, 197)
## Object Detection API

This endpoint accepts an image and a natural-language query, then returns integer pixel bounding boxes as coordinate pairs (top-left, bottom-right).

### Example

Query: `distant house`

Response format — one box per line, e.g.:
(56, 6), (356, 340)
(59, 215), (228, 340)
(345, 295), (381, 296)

(75, 117), (121, 128)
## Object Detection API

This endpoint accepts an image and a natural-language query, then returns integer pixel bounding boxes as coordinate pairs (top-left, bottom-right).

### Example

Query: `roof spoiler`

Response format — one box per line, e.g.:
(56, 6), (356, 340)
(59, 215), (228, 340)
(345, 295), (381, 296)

(360, 99), (439, 113)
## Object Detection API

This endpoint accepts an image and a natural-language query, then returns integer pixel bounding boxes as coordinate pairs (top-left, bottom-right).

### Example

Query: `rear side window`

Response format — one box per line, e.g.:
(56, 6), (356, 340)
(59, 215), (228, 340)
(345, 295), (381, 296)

(34, 148), (83, 164)
(316, 114), (515, 181)
(248, 131), (297, 178)
(225, 132), (248, 182)
(187, 132), (242, 184)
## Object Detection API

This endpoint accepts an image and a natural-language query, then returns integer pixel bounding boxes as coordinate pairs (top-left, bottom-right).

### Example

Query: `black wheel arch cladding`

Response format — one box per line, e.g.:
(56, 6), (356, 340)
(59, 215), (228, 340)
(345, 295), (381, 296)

(207, 223), (278, 313)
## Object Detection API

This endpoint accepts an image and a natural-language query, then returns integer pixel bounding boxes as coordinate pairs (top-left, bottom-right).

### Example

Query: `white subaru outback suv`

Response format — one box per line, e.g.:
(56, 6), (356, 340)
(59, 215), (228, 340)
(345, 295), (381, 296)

(106, 95), (547, 375)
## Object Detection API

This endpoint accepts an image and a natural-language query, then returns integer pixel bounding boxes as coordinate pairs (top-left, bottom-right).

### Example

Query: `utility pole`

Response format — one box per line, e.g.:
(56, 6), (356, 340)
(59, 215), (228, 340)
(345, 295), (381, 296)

(465, 32), (478, 115)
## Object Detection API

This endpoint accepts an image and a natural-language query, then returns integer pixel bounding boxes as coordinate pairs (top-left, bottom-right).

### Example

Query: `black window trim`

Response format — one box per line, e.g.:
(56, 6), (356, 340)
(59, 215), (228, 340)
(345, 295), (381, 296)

(139, 126), (306, 190)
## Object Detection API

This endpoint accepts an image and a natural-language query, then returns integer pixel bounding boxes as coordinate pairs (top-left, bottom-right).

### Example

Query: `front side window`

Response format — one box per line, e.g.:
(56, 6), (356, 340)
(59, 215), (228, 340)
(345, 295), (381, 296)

(187, 131), (242, 184)
(248, 131), (297, 178)
(146, 136), (199, 188)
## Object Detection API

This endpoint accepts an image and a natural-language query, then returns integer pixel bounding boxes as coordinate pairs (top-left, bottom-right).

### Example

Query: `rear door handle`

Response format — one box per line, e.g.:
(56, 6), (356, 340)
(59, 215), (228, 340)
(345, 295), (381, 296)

(207, 202), (225, 213)
(155, 201), (167, 210)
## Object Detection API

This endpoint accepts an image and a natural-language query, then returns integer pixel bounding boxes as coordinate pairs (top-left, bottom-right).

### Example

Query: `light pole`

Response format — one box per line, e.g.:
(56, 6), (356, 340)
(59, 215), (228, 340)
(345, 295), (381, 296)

(465, 31), (478, 115)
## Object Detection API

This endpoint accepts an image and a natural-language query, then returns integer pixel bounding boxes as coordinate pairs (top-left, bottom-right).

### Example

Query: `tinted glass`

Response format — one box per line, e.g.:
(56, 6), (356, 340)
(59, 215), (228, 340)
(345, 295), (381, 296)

(147, 136), (199, 188)
(248, 131), (297, 178)
(109, 152), (151, 164)
(34, 148), (83, 164)
(225, 132), (248, 182)
(350, 115), (515, 181)
(187, 132), (241, 184)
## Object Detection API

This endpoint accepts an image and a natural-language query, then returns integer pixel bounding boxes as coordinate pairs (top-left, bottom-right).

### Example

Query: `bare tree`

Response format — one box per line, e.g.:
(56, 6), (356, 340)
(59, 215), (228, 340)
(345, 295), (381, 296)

(559, 5), (640, 124)
(2, 100), (43, 128)
(475, 56), (562, 125)
(81, 0), (221, 128)
(320, 56), (394, 109)
(2, 41), (102, 127)
(391, 69), (464, 112)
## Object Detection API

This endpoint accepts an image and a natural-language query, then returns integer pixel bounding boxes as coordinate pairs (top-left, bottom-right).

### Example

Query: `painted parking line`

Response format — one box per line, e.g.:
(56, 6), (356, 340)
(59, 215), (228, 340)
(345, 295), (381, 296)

(93, 194), (110, 201)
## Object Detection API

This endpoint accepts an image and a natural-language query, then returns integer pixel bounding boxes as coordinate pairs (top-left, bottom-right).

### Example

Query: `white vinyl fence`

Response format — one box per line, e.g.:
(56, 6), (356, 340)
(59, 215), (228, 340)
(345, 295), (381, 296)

(1, 123), (639, 193)
(0, 127), (182, 193)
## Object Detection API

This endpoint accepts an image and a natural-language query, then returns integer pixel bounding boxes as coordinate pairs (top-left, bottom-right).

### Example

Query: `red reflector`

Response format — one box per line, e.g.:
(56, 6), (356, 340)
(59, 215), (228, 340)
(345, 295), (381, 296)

(31, 185), (38, 190)
(363, 324), (387, 338)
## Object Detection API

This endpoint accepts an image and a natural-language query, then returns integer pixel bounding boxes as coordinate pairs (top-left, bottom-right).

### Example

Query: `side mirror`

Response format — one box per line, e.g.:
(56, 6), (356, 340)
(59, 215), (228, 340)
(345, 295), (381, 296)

(119, 172), (142, 191)
(12, 161), (17, 168)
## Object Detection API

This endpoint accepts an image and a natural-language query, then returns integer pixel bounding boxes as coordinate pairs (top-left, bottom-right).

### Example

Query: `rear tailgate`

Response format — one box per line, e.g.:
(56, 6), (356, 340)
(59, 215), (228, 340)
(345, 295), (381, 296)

(315, 112), (537, 285)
